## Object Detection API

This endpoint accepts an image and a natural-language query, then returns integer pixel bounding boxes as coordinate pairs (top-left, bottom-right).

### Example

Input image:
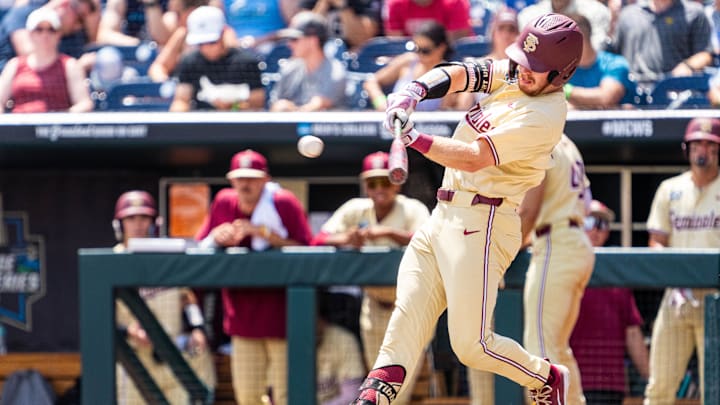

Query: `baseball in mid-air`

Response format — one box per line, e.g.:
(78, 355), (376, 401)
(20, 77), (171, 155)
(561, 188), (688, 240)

(297, 135), (324, 158)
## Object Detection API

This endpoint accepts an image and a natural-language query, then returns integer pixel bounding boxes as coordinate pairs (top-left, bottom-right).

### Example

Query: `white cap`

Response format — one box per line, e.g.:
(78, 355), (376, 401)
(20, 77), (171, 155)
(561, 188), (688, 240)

(26, 7), (61, 31)
(186, 6), (225, 46)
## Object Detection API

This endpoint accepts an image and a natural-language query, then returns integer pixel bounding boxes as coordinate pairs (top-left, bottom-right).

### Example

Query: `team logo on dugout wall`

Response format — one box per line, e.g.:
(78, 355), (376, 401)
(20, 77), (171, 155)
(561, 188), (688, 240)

(523, 33), (539, 53)
(0, 211), (46, 331)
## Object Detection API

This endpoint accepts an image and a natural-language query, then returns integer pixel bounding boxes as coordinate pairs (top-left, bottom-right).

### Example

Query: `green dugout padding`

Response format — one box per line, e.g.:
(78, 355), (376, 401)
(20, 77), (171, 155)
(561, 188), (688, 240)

(79, 247), (720, 405)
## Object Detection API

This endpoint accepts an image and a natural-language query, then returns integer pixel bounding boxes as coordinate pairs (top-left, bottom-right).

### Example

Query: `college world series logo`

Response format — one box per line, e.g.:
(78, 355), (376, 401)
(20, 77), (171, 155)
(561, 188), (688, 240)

(0, 211), (46, 331)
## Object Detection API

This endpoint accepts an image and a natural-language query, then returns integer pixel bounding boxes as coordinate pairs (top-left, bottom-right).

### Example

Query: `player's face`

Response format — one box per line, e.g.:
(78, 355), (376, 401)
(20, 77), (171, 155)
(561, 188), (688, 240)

(584, 215), (610, 247)
(364, 176), (399, 210)
(516, 65), (558, 96)
(687, 140), (719, 169)
(122, 215), (154, 240)
(230, 177), (268, 207)
(30, 23), (60, 50)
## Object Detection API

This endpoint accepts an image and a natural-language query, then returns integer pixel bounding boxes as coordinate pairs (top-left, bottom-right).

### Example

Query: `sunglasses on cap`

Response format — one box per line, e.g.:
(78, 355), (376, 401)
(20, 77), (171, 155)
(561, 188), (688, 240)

(365, 177), (392, 189)
(33, 26), (58, 33)
(584, 215), (609, 231)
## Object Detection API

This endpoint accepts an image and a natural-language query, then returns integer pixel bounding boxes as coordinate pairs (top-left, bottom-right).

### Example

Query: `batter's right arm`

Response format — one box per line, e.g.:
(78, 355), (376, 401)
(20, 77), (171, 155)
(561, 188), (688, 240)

(518, 179), (546, 247)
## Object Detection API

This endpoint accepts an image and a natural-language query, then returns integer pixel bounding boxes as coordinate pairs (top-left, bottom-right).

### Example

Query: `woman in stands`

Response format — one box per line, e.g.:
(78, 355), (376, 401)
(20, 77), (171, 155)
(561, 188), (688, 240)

(363, 20), (463, 111)
(0, 8), (93, 113)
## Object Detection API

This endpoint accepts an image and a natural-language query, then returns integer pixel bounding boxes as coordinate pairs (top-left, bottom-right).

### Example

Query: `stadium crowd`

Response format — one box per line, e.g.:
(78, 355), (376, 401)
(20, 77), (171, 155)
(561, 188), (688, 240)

(0, 0), (719, 112)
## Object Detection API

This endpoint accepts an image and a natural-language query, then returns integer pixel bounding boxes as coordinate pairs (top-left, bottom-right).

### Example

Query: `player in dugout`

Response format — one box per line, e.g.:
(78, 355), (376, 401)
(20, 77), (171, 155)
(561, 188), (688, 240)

(113, 190), (216, 405)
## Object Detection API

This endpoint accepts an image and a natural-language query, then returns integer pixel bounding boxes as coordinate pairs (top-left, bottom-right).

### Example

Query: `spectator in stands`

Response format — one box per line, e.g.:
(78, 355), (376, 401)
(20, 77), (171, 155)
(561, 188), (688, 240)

(211, 0), (299, 51)
(169, 6), (264, 111)
(312, 151), (430, 405)
(147, 0), (240, 82)
(563, 13), (636, 109)
(705, 0), (720, 55)
(363, 20), (461, 111)
(97, 0), (173, 46)
(0, 8), (93, 113)
(607, 0), (713, 83)
(570, 199), (649, 405)
(482, 7), (518, 61)
(706, 69), (720, 106)
(112, 190), (217, 405)
(455, 7), (519, 108)
(195, 149), (312, 405)
(0, 0), (101, 71)
(316, 291), (367, 405)
(300, 0), (382, 51)
(269, 11), (347, 111)
(518, 0), (610, 52)
(644, 118), (720, 405)
(383, 0), (473, 43)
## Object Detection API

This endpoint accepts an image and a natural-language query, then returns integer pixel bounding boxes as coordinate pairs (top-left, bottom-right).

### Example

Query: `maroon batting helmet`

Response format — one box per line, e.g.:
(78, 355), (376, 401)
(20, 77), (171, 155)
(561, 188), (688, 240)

(113, 190), (159, 241)
(683, 117), (720, 145)
(114, 190), (157, 220)
(505, 13), (583, 86)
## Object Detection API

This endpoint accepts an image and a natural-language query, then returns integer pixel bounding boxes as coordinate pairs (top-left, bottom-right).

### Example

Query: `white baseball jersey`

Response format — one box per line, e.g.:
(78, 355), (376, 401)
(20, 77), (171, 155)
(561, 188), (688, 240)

(533, 134), (590, 228)
(320, 194), (430, 248)
(647, 171), (720, 248)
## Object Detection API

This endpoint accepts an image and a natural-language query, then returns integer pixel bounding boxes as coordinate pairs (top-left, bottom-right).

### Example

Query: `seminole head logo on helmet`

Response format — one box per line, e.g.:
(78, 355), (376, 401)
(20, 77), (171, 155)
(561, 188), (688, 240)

(523, 33), (539, 53)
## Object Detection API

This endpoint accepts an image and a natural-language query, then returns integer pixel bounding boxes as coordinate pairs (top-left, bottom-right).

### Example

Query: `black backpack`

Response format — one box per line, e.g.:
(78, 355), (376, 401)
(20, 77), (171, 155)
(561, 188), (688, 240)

(0, 369), (55, 405)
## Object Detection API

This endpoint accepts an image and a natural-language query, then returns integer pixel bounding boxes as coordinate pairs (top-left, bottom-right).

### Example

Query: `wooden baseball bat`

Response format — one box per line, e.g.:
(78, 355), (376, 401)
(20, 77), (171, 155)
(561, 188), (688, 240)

(388, 118), (409, 185)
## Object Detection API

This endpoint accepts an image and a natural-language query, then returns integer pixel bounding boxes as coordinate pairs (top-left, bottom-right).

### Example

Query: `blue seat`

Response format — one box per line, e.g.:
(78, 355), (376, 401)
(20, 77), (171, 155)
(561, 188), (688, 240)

(646, 73), (712, 108)
(452, 35), (491, 61)
(85, 43), (158, 76)
(347, 37), (414, 73)
(345, 72), (373, 110)
(99, 80), (176, 111)
(259, 41), (292, 74)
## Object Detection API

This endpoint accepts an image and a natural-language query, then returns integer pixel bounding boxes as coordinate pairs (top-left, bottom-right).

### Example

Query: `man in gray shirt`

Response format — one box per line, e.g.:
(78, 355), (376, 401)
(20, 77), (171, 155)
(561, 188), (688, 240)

(270, 11), (347, 111)
(607, 0), (713, 81)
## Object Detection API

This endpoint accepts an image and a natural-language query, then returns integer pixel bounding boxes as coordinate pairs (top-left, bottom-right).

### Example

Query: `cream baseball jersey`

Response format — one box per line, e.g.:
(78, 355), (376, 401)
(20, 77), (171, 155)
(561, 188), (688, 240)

(320, 195), (430, 247)
(442, 60), (567, 207)
(533, 134), (589, 227)
(647, 171), (720, 248)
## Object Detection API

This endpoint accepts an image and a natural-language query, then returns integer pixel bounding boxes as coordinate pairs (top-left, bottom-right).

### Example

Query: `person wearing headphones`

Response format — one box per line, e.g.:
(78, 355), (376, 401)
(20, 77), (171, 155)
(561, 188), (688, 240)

(113, 190), (217, 405)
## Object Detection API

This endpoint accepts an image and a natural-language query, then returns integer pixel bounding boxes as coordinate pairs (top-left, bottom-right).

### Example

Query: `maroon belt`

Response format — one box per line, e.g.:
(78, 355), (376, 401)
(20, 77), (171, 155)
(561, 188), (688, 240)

(535, 219), (581, 237)
(436, 189), (503, 207)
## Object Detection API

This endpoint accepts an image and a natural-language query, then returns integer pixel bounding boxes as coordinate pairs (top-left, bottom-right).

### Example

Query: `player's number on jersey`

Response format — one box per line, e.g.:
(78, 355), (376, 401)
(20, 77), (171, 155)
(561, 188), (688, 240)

(570, 160), (586, 198)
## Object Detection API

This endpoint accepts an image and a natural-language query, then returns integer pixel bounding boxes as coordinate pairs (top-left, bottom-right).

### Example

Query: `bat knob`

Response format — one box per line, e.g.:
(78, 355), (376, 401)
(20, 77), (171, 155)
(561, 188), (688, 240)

(388, 167), (407, 185)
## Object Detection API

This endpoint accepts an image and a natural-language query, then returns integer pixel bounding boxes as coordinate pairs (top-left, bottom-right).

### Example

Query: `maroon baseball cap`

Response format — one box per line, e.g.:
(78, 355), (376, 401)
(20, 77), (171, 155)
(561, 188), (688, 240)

(226, 149), (269, 179)
(684, 117), (720, 144)
(360, 151), (390, 179)
(114, 191), (157, 220)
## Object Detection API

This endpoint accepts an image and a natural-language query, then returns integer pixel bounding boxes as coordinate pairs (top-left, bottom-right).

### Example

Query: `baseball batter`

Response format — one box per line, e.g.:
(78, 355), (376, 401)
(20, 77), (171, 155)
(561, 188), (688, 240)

(313, 151), (430, 404)
(113, 191), (216, 405)
(518, 134), (594, 405)
(351, 13), (584, 405)
(644, 117), (720, 405)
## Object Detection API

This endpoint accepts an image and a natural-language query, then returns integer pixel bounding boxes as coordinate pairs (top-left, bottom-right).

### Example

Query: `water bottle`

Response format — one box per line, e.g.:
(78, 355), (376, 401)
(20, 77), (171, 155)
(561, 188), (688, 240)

(0, 323), (7, 354)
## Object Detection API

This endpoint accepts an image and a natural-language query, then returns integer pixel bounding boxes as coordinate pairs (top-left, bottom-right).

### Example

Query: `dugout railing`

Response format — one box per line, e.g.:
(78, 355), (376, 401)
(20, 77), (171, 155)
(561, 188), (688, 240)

(78, 247), (720, 404)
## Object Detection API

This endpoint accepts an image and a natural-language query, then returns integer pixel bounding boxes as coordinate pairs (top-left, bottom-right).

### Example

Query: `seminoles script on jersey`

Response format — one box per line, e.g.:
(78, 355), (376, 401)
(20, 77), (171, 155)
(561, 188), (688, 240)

(670, 210), (720, 230)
